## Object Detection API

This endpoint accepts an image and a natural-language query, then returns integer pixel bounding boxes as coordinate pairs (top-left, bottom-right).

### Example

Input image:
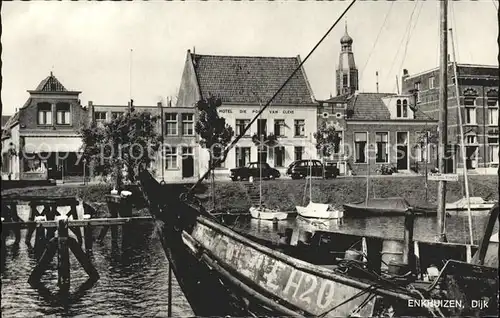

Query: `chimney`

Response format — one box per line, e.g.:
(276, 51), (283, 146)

(157, 102), (162, 108)
(88, 101), (95, 124)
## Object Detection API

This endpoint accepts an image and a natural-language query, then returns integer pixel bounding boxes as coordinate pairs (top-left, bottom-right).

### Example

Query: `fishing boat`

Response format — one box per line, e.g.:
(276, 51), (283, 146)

(446, 197), (497, 211)
(296, 160), (343, 220)
(343, 197), (437, 217)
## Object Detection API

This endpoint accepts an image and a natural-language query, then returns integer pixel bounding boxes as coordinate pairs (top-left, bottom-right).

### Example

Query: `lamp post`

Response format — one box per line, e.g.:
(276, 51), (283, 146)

(410, 88), (429, 202)
(83, 158), (87, 185)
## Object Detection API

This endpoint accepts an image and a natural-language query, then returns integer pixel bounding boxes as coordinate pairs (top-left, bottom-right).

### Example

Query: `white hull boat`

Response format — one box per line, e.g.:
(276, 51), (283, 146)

(249, 206), (288, 220)
(446, 197), (497, 211)
(296, 201), (344, 219)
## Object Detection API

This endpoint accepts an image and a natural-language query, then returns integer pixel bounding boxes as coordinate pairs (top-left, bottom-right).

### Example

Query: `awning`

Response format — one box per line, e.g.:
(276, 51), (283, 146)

(23, 137), (83, 153)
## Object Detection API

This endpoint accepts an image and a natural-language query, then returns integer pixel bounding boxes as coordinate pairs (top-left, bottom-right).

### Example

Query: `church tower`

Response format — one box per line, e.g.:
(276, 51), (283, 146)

(336, 23), (359, 96)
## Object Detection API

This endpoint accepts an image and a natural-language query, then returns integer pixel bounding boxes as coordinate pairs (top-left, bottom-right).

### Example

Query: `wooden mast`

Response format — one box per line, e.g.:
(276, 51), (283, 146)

(437, 0), (449, 242)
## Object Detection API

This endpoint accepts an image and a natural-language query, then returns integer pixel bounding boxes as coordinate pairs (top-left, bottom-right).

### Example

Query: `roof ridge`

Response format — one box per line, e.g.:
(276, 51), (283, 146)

(191, 53), (298, 59)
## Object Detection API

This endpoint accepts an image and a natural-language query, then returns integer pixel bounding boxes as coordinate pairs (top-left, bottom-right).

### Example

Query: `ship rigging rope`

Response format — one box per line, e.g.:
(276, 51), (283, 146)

(384, 0), (419, 87)
(186, 0), (358, 196)
(359, 1), (394, 79)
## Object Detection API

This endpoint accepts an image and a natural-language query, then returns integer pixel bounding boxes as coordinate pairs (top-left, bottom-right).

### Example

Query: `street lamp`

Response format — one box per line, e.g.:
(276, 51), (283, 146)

(82, 157), (87, 185)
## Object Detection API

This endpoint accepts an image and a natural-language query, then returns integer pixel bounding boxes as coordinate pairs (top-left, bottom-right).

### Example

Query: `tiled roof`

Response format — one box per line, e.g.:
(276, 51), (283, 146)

(191, 54), (315, 105)
(347, 93), (395, 120)
(35, 72), (68, 92)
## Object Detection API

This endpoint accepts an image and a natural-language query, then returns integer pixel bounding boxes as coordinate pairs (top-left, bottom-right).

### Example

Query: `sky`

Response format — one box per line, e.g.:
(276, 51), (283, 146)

(1, 1), (498, 115)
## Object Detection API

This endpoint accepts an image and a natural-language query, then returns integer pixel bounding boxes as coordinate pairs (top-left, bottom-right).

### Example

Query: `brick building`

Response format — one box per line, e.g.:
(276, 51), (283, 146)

(89, 100), (199, 181)
(175, 50), (318, 177)
(1, 73), (88, 180)
(402, 64), (499, 174)
(317, 29), (438, 176)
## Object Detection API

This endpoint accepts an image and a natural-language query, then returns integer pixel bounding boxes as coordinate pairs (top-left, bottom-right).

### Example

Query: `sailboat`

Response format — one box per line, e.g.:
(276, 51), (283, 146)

(249, 107), (289, 221)
(136, 1), (498, 317)
(296, 159), (344, 219)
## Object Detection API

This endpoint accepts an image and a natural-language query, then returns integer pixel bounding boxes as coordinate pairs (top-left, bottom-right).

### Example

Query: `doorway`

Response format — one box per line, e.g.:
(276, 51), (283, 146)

(396, 132), (409, 170)
(182, 147), (194, 178)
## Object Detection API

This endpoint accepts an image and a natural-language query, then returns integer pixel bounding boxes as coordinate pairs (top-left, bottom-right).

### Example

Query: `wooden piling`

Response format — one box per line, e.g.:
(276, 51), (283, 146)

(68, 237), (99, 279)
(28, 238), (58, 285)
(403, 210), (415, 272)
(57, 218), (70, 292)
(25, 203), (38, 244)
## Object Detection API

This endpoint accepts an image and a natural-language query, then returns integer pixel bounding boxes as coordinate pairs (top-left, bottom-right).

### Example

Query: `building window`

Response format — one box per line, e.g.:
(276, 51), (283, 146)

(213, 146), (225, 168)
(487, 98), (498, 107)
(94, 111), (107, 124)
(375, 132), (388, 163)
(274, 119), (285, 137)
(165, 113), (177, 136)
(24, 156), (47, 173)
(465, 107), (476, 125)
(334, 131), (343, 154)
(488, 108), (498, 126)
(294, 120), (305, 137)
(402, 100), (408, 118)
(429, 77), (435, 89)
(56, 103), (71, 125)
(466, 135), (476, 144)
(488, 137), (499, 164)
(182, 113), (194, 136)
(235, 147), (251, 167)
(111, 112), (123, 120)
(236, 119), (250, 137)
(165, 147), (178, 169)
(415, 82), (421, 102)
(396, 100), (402, 118)
(257, 119), (267, 136)
(294, 146), (303, 161)
(354, 132), (367, 163)
(343, 74), (348, 87)
(274, 146), (285, 167)
(37, 103), (52, 125)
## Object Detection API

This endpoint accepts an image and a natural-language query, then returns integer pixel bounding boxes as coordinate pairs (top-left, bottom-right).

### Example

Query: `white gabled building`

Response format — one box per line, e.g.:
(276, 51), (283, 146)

(175, 50), (319, 178)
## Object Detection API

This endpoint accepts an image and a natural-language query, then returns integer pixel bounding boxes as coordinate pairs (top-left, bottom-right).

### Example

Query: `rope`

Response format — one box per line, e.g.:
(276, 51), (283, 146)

(359, 1), (394, 78)
(318, 283), (379, 318)
(385, 0), (419, 86)
(187, 0), (358, 196)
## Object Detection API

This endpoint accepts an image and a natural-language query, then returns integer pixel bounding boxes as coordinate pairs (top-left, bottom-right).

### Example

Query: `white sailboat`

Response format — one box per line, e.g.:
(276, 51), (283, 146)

(249, 112), (288, 221)
(296, 159), (343, 219)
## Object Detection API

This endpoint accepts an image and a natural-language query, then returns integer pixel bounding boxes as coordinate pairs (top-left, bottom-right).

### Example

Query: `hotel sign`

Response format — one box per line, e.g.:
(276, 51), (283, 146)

(218, 109), (295, 114)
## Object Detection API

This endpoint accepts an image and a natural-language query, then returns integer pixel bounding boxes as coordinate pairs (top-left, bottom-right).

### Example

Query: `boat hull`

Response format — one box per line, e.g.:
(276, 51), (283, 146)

(249, 206), (288, 220)
(296, 202), (344, 219)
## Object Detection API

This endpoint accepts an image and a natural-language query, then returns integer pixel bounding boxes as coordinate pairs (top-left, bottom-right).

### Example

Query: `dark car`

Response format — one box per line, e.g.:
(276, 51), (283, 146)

(286, 160), (339, 179)
(230, 162), (280, 181)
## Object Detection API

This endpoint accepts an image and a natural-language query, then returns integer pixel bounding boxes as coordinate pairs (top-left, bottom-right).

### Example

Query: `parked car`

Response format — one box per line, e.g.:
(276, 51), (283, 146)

(286, 160), (339, 179)
(230, 162), (281, 181)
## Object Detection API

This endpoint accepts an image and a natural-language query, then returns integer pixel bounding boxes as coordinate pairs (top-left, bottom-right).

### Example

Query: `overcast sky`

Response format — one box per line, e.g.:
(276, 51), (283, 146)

(1, 1), (498, 115)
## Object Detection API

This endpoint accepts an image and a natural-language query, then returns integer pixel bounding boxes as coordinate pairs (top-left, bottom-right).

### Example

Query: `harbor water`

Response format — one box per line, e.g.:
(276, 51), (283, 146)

(1, 208), (494, 317)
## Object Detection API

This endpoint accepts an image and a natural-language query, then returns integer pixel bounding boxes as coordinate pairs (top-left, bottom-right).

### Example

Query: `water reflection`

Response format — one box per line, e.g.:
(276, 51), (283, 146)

(1, 223), (193, 317)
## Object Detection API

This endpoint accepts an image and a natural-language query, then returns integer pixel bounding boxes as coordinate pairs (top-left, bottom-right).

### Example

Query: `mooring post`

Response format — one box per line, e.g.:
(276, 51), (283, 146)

(34, 216), (48, 259)
(83, 203), (95, 253)
(25, 202), (38, 244)
(403, 210), (415, 274)
(57, 218), (70, 292)
(46, 203), (57, 240)
(168, 262), (173, 317)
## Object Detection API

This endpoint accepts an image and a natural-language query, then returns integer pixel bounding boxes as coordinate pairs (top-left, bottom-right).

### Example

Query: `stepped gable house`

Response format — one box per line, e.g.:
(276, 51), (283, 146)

(317, 25), (438, 176)
(402, 64), (499, 174)
(1, 72), (89, 180)
(175, 50), (318, 176)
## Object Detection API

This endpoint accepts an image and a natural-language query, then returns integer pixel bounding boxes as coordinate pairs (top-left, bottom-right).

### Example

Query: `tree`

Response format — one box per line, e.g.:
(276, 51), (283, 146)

(80, 106), (162, 189)
(252, 132), (279, 163)
(313, 122), (341, 178)
(195, 96), (234, 210)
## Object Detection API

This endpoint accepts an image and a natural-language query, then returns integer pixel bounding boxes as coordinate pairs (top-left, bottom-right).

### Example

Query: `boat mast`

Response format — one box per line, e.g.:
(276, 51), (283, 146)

(449, 27), (474, 245)
(437, 0), (449, 242)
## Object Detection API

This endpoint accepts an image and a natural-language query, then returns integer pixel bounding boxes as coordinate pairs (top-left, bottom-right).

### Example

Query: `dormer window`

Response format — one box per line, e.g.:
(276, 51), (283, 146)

(37, 103), (52, 125)
(56, 103), (71, 125)
(397, 99), (409, 118)
(429, 77), (435, 89)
